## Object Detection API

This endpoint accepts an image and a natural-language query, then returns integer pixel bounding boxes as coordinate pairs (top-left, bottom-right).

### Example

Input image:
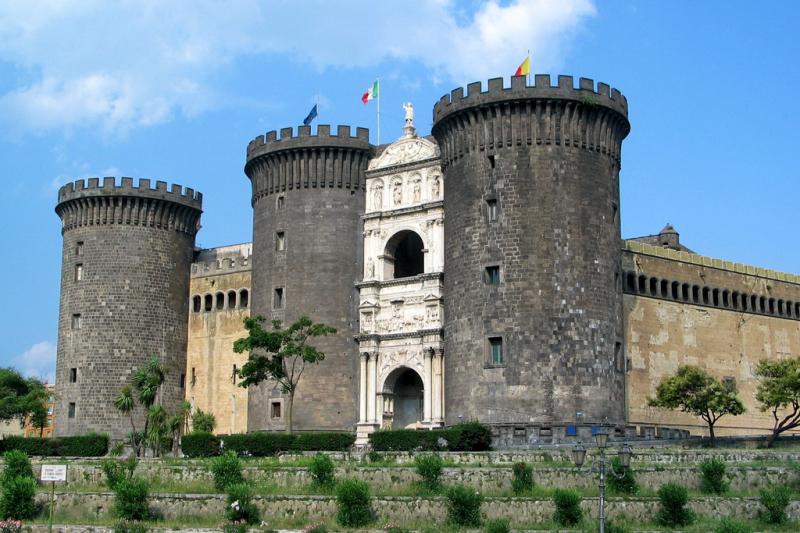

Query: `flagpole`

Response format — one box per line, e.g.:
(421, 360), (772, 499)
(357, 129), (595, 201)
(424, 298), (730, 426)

(527, 49), (531, 85)
(377, 78), (381, 145)
(316, 94), (319, 123)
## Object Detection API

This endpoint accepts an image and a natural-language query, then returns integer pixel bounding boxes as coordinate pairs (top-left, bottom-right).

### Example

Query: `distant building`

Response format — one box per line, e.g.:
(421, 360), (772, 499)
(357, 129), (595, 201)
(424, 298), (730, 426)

(23, 384), (55, 438)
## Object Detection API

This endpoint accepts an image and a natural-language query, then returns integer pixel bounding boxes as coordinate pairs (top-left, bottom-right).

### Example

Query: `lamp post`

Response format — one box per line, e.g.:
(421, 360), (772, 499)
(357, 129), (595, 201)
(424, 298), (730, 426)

(571, 430), (633, 533)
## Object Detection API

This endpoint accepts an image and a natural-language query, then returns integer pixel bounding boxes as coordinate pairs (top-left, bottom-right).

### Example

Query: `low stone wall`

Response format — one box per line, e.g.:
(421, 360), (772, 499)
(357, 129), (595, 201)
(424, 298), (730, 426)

(35, 492), (800, 524)
(37, 462), (800, 493)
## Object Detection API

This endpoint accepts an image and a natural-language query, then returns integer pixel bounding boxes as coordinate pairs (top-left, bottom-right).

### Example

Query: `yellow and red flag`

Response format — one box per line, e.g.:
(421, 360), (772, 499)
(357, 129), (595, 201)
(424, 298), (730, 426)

(514, 55), (531, 77)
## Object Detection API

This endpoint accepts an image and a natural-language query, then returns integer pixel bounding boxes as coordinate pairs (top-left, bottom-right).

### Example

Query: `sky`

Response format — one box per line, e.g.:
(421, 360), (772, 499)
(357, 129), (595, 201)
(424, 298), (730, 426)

(0, 1), (798, 383)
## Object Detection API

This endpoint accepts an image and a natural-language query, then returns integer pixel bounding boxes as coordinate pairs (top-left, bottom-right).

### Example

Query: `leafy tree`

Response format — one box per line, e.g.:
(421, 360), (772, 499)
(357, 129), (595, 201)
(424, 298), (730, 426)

(145, 404), (168, 457)
(755, 357), (800, 447)
(0, 369), (48, 428)
(191, 408), (216, 434)
(234, 316), (336, 433)
(131, 356), (166, 442)
(648, 366), (745, 444)
(113, 385), (141, 456)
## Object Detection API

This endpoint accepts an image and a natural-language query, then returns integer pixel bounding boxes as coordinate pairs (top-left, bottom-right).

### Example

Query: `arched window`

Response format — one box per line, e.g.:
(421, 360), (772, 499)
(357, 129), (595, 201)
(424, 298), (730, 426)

(692, 285), (700, 303)
(239, 289), (249, 309)
(227, 291), (237, 309)
(671, 281), (679, 300)
(778, 300), (785, 316)
(732, 292), (740, 310)
(638, 275), (647, 294)
(759, 296), (766, 313)
(769, 298), (775, 315)
(626, 272), (636, 292)
(216, 292), (225, 310)
(204, 294), (213, 312)
(649, 278), (658, 296)
(712, 288), (719, 307)
(385, 230), (424, 279)
(660, 279), (669, 298)
(722, 290), (729, 308)
(681, 283), (690, 302)
(741, 294), (749, 311)
(702, 287), (710, 305)
(787, 301), (793, 318)
(192, 295), (201, 313)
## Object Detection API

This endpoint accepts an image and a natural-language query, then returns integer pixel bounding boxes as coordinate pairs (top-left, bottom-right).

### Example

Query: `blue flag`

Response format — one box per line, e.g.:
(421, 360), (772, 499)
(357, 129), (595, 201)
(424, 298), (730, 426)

(303, 104), (318, 125)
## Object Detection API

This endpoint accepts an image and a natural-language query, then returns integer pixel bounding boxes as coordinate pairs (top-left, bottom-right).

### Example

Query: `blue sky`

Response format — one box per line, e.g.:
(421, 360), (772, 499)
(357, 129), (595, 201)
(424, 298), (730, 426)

(1, 1), (798, 382)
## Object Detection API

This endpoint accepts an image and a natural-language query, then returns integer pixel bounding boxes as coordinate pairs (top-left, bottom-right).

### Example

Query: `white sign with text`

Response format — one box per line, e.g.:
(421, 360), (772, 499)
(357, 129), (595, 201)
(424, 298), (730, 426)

(40, 464), (67, 482)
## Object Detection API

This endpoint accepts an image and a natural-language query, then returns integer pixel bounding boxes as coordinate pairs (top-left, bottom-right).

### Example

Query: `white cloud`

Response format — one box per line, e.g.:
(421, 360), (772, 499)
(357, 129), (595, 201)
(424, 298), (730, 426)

(12, 341), (56, 384)
(0, 0), (595, 133)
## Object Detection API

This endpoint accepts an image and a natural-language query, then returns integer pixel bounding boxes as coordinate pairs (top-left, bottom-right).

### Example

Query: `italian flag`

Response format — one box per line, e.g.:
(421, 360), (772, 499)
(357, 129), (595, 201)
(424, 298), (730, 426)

(361, 80), (379, 104)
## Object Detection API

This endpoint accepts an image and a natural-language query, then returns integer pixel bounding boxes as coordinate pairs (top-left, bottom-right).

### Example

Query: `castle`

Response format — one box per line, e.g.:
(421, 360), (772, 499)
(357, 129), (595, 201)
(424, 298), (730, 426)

(53, 75), (800, 445)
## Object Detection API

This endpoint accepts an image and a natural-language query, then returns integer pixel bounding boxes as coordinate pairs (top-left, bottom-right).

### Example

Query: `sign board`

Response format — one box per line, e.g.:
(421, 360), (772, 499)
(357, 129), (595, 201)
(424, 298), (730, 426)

(40, 464), (67, 482)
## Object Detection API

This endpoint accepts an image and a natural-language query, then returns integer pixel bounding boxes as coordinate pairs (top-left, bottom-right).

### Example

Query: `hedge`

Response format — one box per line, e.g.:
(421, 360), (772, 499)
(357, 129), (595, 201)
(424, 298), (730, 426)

(369, 422), (492, 452)
(182, 431), (355, 457)
(0, 433), (108, 456)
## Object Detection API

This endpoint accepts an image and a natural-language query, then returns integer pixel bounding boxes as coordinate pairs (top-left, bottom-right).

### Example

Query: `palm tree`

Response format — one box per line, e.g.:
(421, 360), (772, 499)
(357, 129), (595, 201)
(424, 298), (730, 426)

(146, 404), (168, 457)
(113, 385), (140, 456)
(131, 356), (166, 453)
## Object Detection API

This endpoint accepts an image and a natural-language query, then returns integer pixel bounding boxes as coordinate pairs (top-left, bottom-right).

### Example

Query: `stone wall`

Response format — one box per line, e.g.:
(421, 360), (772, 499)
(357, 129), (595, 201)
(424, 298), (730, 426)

(623, 245), (800, 437)
(186, 244), (252, 435)
(36, 492), (800, 524)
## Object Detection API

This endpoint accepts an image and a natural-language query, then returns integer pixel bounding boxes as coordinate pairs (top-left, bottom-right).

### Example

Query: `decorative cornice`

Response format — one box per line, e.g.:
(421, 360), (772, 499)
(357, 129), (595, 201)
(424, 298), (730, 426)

(356, 272), (444, 289)
(362, 200), (444, 220)
(365, 156), (440, 179)
(356, 328), (443, 343)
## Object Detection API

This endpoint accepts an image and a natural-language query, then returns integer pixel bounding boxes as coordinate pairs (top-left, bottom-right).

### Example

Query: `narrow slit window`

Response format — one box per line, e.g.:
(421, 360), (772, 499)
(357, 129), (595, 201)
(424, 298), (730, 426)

(75, 264), (83, 282)
(232, 364), (238, 385)
(68, 402), (76, 419)
(276, 196), (285, 210)
(71, 313), (82, 330)
(485, 266), (500, 285)
(487, 199), (498, 221)
(489, 337), (503, 365)
(488, 154), (496, 169)
(69, 368), (77, 383)
(274, 287), (284, 309)
(76, 241), (84, 256)
(276, 231), (285, 251)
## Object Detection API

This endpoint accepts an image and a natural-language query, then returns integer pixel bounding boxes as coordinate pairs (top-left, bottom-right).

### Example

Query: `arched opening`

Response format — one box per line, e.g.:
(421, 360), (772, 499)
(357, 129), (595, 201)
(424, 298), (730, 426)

(385, 230), (424, 279)
(239, 289), (249, 309)
(382, 367), (424, 429)
(204, 294), (213, 312)
(192, 295), (201, 313)
(216, 292), (225, 310)
(227, 291), (237, 309)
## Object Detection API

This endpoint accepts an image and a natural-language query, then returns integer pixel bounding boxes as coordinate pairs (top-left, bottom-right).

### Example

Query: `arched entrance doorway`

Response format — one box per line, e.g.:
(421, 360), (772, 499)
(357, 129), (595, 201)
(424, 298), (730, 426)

(384, 230), (424, 279)
(383, 367), (424, 429)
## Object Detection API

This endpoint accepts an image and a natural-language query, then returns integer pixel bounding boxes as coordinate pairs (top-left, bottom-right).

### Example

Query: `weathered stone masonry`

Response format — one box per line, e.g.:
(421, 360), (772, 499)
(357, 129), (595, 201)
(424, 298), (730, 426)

(54, 178), (202, 439)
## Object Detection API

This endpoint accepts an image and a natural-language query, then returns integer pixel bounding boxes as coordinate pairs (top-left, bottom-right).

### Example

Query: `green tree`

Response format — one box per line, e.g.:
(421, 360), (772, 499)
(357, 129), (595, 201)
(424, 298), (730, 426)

(145, 404), (168, 457)
(191, 408), (216, 433)
(234, 316), (336, 433)
(755, 357), (800, 447)
(0, 369), (48, 428)
(113, 385), (141, 456)
(648, 366), (745, 444)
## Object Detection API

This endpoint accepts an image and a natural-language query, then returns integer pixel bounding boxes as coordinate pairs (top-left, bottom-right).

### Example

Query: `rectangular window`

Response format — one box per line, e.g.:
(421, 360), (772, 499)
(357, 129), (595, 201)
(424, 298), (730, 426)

(232, 364), (238, 385)
(488, 154), (496, 169)
(487, 199), (498, 221)
(271, 401), (282, 419)
(191, 367), (196, 387)
(71, 313), (82, 330)
(276, 232), (285, 251)
(179, 373), (185, 389)
(489, 337), (503, 365)
(76, 241), (84, 256)
(485, 266), (500, 285)
(75, 263), (83, 281)
(69, 368), (77, 383)
(68, 402), (76, 419)
(274, 287), (284, 309)
(277, 196), (285, 210)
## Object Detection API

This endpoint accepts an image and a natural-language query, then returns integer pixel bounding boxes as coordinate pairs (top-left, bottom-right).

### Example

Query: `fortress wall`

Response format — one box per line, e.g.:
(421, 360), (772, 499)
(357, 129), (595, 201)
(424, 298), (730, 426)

(623, 245), (800, 436)
(186, 265), (251, 436)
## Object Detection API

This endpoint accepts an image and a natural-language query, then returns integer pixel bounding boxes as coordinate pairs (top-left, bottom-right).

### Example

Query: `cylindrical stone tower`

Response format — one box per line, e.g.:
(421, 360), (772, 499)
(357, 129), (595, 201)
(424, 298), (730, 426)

(244, 124), (372, 431)
(54, 177), (202, 438)
(432, 75), (630, 440)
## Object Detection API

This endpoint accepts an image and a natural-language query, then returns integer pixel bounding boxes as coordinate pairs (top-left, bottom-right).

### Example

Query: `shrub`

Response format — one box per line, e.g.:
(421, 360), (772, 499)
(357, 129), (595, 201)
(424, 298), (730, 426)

(700, 458), (729, 494)
(303, 525), (329, 533)
(113, 520), (149, 533)
(0, 433), (108, 456)
(223, 432), (295, 456)
(294, 432), (355, 451)
(102, 457), (137, 491)
(222, 523), (247, 533)
(113, 477), (150, 521)
(383, 525), (408, 533)
(758, 485), (791, 525)
(605, 521), (632, 533)
(0, 477), (36, 520)
(1, 451), (32, 483)
(335, 479), (374, 527)
(181, 432), (220, 457)
(607, 456), (638, 495)
(309, 453), (335, 487)
(511, 462), (533, 494)
(212, 452), (244, 491)
(414, 453), (443, 491)
(447, 421), (492, 451)
(656, 483), (694, 527)
(192, 409), (216, 433)
(552, 489), (582, 526)
(714, 517), (753, 533)
(444, 485), (483, 527)
(224, 483), (260, 525)
(483, 518), (510, 533)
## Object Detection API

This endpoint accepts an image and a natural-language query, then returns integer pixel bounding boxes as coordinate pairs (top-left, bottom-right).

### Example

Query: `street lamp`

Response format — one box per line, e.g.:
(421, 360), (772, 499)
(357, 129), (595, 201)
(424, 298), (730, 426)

(571, 430), (633, 533)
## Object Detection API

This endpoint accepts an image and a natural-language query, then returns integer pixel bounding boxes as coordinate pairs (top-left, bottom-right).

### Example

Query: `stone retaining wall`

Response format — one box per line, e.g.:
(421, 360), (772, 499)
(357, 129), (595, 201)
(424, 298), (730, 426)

(35, 492), (800, 524)
(37, 462), (800, 493)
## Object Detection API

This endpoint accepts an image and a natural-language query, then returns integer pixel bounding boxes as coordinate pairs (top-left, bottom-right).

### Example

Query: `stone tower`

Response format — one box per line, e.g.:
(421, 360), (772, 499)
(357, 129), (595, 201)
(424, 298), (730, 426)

(54, 177), (202, 439)
(431, 75), (630, 442)
(244, 125), (372, 431)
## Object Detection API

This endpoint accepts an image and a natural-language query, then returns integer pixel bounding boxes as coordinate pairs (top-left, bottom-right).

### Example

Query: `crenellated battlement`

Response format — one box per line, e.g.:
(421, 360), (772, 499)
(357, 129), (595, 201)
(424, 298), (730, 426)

(433, 74), (627, 122)
(57, 177), (202, 209)
(431, 75), (630, 166)
(245, 125), (373, 201)
(246, 124), (371, 160)
(55, 177), (203, 235)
